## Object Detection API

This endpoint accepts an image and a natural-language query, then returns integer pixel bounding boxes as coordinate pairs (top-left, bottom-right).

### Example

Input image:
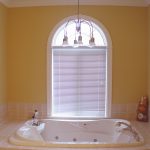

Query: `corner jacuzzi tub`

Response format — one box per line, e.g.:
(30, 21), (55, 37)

(9, 119), (144, 148)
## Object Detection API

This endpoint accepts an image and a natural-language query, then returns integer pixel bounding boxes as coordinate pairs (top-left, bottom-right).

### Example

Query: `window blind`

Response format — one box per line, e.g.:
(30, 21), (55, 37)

(52, 46), (107, 117)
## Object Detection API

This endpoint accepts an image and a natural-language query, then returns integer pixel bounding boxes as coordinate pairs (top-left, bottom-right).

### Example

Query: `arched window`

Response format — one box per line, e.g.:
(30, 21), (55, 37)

(47, 16), (112, 119)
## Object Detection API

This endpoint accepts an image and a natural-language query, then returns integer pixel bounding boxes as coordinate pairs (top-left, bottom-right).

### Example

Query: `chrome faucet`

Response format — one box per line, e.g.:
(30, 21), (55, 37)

(115, 121), (140, 142)
(32, 109), (40, 126)
(115, 121), (132, 129)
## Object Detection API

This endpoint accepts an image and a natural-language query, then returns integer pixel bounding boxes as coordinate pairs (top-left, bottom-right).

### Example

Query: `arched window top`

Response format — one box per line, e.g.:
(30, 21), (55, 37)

(52, 17), (108, 47)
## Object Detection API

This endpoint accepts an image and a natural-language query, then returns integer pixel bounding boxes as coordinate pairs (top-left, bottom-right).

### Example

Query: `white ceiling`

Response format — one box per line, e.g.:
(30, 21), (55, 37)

(0, 0), (150, 8)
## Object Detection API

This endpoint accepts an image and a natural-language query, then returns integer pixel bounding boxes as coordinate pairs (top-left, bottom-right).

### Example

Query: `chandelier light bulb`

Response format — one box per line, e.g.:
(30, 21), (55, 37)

(78, 34), (83, 45)
(62, 35), (68, 46)
(89, 36), (95, 47)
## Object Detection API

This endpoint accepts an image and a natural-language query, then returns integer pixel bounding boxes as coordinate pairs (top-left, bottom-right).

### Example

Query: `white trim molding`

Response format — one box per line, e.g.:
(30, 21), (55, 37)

(0, 0), (150, 8)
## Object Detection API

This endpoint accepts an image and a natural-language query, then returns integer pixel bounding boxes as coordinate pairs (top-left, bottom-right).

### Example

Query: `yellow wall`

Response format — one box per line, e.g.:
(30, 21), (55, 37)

(148, 6), (150, 100)
(7, 6), (148, 104)
(0, 3), (7, 104)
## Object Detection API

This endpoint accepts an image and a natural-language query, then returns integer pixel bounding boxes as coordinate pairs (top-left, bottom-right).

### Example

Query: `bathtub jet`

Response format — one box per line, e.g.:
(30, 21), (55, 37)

(9, 119), (144, 148)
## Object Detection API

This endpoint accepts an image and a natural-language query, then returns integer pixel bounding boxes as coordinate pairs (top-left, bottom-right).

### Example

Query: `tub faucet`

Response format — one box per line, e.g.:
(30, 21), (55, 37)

(115, 121), (131, 129)
(32, 109), (40, 126)
(115, 121), (140, 142)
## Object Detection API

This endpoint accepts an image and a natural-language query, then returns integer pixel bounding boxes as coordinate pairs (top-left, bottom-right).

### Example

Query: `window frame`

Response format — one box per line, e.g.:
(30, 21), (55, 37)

(47, 15), (112, 119)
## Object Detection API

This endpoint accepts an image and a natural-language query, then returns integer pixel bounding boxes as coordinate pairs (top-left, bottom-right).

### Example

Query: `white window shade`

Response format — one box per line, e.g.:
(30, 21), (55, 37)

(52, 46), (107, 118)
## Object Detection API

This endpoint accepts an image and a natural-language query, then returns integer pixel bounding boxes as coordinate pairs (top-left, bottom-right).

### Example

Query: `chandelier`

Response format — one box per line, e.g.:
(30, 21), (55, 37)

(62, 0), (95, 47)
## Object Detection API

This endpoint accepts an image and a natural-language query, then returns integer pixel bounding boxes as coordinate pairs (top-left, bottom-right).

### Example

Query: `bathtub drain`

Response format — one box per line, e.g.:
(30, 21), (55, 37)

(55, 136), (59, 140)
(93, 139), (98, 142)
(73, 138), (77, 142)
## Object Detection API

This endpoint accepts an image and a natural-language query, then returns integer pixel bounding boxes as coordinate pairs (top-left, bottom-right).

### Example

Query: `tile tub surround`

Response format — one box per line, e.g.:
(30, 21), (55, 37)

(111, 103), (138, 120)
(0, 120), (149, 150)
(0, 104), (7, 122)
(7, 103), (141, 120)
(7, 103), (47, 120)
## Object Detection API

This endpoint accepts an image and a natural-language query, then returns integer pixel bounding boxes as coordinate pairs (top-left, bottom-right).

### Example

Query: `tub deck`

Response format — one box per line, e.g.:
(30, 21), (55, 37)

(0, 120), (149, 150)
